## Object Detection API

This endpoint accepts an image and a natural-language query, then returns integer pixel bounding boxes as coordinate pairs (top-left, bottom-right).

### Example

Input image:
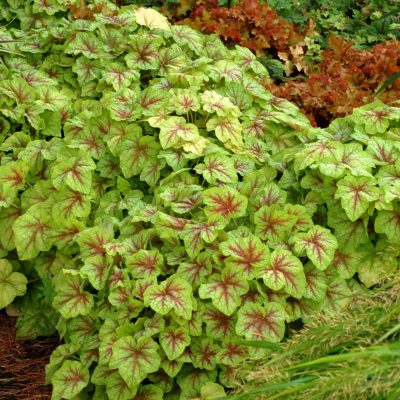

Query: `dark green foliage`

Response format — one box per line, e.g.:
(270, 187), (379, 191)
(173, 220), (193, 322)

(268, 0), (400, 48)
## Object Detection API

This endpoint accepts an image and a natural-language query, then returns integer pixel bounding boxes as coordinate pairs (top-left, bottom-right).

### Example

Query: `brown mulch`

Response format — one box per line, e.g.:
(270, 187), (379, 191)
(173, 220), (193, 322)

(0, 313), (59, 400)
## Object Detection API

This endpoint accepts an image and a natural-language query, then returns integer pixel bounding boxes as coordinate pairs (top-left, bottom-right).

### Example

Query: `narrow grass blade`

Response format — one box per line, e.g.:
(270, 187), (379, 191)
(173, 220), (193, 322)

(376, 322), (400, 344)
(218, 377), (317, 400)
(285, 345), (400, 371)
(375, 72), (400, 96)
(233, 339), (282, 351)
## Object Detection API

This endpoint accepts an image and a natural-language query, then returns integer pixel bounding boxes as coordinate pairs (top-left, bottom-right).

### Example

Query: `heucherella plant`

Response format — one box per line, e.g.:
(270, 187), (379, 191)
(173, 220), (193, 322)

(0, 1), (399, 399)
(294, 100), (400, 289)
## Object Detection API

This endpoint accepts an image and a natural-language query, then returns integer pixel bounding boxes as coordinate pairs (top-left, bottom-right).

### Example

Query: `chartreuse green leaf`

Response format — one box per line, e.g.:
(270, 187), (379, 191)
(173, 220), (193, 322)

(250, 183), (287, 213)
(191, 337), (220, 370)
(210, 60), (243, 83)
(134, 384), (163, 400)
(52, 274), (94, 319)
(330, 249), (362, 279)
(106, 372), (137, 400)
(173, 88), (200, 114)
(285, 204), (314, 233)
(144, 275), (193, 320)
(126, 249), (163, 279)
(0, 78), (34, 103)
(51, 188), (92, 220)
(366, 137), (399, 165)
(357, 241), (398, 288)
(254, 205), (296, 243)
(80, 255), (112, 290)
(0, 160), (29, 192)
(110, 336), (160, 391)
(0, 205), (20, 252)
(195, 154), (238, 184)
(125, 34), (163, 70)
(206, 115), (243, 148)
(375, 206), (400, 243)
(216, 340), (248, 366)
(203, 304), (236, 339)
(182, 217), (225, 259)
(317, 142), (376, 178)
(65, 32), (104, 59)
(51, 149), (96, 194)
(200, 382), (226, 399)
(260, 249), (306, 298)
(293, 226), (338, 271)
(45, 343), (79, 385)
(219, 234), (270, 278)
(203, 186), (248, 222)
(119, 131), (160, 179)
(240, 166), (277, 198)
(51, 360), (89, 400)
(236, 302), (286, 342)
(160, 326), (191, 360)
(327, 204), (369, 250)
(158, 116), (199, 150)
(13, 203), (52, 260)
(322, 279), (352, 313)
(335, 176), (379, 221)
(101, 62), (140, 92)
(0, 259), (27, 309)
(199, 266), (249, 316)
(201, 91), (241, 117)
(152, 211), (189, 240)
(162, 359), (184, 378)
(351, 100), (394, 135)
(76, 226), (114, 260)
(177, 367), (218, 396)
(303, 262), (328, 301)
(176, 252), (212, 288)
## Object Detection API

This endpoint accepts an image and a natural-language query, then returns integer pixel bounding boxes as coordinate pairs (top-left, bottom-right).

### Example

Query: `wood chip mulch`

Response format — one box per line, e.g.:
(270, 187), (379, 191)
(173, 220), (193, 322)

(0, 312), (59, 400)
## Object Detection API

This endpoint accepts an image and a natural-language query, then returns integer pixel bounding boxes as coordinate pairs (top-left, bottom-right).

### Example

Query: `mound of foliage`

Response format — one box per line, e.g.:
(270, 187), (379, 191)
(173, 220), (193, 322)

(150, 0), (400, 125)
(64, 0), (400, 125)
(237, 277), (400, 400)
(0, 1), (399, 399)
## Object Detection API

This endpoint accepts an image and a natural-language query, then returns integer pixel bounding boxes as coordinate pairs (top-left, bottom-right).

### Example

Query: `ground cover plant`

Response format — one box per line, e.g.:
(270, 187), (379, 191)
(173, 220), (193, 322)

(0, 1), (399, 399)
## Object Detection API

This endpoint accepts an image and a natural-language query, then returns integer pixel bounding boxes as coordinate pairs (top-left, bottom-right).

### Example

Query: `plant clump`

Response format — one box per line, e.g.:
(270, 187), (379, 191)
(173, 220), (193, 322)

(0, 1), (399, 399)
